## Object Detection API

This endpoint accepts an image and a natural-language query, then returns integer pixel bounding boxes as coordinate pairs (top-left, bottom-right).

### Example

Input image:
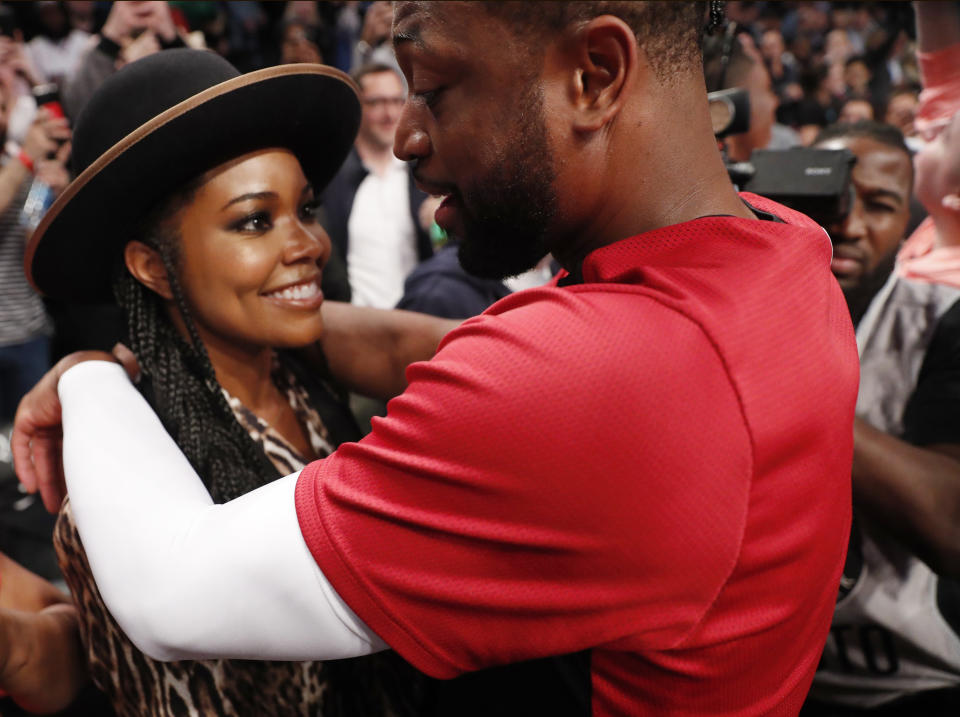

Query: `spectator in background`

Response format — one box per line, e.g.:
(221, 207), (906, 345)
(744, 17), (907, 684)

(794, 62), (846, 145)
(351, 2), (393, 70)
(65, 1), (97, 35)
(0, 92), (71, 424)
(884, 86), (920, 141)
(322, 62), (431, 310)
(62, 0), (186, 121)
(813, 121), (914, 326)
(838, 97), (874, 124)
(760, 27), (799, 100)
(26, 1), (90, 87)
(805, 4), (960, 713)
(279, 17), (322, 65)
(704, 28), (781, 161)
(397, 245), (556, 320)
(844, 54), (872, 101)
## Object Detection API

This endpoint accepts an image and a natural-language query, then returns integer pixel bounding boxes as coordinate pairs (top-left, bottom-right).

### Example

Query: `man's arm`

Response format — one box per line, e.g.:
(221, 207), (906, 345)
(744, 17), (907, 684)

(852, 417), (960, 576)
(55, 361), (384, 662)
(0, 553), (88, 713)
(915, 1), (960, 54)
(317, 302), (460, 400)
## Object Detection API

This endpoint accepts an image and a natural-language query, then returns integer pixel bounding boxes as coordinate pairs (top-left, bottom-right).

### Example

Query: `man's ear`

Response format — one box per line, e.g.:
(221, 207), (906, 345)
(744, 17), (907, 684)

(124, 240), (173, 300)
(568, 15), (638, 133)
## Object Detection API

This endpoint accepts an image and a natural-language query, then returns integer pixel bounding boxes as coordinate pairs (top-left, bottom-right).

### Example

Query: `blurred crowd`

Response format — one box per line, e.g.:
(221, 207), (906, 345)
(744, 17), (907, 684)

(725, 1), (922, 145)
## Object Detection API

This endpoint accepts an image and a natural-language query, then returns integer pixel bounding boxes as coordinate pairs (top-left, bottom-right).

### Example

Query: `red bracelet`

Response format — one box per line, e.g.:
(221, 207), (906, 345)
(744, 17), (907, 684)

(16, 149), (34, 173)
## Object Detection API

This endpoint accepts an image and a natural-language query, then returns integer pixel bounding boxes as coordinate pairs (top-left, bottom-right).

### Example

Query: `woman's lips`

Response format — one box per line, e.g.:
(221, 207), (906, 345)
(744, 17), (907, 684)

(262, 277), (324, 309)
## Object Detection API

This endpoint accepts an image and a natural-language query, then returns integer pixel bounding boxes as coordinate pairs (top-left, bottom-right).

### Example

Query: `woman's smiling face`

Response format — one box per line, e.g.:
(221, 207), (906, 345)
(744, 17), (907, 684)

(169, 148), (330, 355)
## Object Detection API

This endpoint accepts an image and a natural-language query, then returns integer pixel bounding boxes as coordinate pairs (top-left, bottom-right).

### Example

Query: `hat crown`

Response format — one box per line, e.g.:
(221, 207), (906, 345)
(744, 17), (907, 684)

(71, 49), (239, 176)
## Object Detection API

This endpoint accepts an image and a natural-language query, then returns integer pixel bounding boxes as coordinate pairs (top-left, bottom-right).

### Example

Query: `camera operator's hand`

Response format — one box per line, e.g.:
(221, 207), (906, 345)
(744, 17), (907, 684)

(21, 109), (70, 165)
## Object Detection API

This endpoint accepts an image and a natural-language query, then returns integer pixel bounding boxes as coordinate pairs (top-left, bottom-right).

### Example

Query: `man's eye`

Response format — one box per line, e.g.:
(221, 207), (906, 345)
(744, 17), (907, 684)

(419, 87), (444, 108)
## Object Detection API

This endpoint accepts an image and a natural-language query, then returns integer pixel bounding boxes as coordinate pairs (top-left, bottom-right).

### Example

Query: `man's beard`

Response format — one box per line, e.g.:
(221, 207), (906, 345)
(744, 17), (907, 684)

(842, 249), (897, 328)
(454, 81), (557, 281)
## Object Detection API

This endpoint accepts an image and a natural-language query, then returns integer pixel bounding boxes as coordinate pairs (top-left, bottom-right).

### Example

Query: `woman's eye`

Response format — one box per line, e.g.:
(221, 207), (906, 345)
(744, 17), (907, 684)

(299, 200), (321, 222)
(233, 212), (272, 233)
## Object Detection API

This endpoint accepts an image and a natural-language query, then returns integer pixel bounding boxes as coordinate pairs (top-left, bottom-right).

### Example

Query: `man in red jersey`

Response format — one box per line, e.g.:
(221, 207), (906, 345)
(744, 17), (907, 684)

(15, 3), (858, 715)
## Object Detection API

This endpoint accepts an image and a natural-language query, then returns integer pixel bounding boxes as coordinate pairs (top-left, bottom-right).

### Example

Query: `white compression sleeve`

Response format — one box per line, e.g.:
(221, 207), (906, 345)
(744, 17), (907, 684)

(59, 360), (386, 661)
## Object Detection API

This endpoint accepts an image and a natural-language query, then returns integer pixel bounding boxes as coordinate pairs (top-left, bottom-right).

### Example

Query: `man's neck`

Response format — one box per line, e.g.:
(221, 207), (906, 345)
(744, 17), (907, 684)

(355, 139), (395, 177)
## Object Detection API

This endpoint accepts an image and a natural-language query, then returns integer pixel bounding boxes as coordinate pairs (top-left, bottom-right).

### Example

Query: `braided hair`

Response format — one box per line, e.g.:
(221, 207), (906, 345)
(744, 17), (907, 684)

(111, 188), (280, 502)
(111, 185), (425, 717)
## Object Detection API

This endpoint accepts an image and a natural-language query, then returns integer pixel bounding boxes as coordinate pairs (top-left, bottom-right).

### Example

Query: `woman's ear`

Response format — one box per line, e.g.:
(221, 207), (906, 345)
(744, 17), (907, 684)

(124, 241), (173, 300)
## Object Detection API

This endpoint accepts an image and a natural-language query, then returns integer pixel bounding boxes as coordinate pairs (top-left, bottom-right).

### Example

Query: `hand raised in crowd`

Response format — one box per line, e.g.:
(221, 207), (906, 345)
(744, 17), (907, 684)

(360, 1), (393, 48)
(21, 109), (71, 166)
(0, 35), (41, 87)
(119, 28), (161, 66)
(102, 1), (177, 47)
(35, 141), (72, 196)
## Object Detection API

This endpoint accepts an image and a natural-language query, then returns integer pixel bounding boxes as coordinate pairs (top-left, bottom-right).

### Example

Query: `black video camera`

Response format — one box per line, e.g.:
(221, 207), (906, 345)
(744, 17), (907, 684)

(708, 88), (855, 228)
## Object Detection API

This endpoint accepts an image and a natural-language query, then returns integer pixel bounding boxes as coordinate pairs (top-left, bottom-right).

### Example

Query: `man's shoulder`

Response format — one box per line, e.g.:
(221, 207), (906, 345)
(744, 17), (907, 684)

(434, 284), (730, 391)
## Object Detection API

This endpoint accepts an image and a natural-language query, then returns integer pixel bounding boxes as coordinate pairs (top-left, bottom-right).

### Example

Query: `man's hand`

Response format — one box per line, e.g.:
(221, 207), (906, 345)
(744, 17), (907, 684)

(12, 350), (127, 513)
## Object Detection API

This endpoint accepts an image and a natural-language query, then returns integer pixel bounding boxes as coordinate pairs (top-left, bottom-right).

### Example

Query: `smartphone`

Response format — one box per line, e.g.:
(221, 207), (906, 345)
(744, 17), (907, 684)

(32, 83), (65, 120)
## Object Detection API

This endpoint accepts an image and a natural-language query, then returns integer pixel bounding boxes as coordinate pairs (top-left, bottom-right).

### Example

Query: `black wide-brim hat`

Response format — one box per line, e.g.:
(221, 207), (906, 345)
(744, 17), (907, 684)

(26, 48), (361, 302)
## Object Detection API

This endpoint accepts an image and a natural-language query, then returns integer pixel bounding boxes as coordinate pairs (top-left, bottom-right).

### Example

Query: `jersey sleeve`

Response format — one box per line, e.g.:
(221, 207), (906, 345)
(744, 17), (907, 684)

(295, 288), (753, 678)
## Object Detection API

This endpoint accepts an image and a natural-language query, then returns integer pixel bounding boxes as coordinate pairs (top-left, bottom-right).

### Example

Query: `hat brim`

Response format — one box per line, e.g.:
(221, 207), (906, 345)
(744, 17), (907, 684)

(26, 63), (361, 302)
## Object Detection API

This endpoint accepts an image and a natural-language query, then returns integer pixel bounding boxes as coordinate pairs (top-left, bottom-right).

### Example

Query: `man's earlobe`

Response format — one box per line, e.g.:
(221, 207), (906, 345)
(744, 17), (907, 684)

(571, 16), (637, 133)
(124, 241), (174, 300)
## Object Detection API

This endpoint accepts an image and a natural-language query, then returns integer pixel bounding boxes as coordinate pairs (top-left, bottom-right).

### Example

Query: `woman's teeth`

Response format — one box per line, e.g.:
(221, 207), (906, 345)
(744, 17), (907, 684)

(268, 282), (318, 300)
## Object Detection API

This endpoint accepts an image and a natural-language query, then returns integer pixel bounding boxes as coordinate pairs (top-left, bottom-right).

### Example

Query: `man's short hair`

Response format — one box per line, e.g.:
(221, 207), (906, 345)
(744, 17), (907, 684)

(351, 62), (403, 88)
(480, 1), (708, 83)
(813, 120), (912, 158)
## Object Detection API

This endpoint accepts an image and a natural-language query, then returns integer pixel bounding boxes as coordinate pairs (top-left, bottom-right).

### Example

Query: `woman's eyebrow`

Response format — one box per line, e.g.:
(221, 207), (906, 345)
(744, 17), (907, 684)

(220, 191), (277, 211)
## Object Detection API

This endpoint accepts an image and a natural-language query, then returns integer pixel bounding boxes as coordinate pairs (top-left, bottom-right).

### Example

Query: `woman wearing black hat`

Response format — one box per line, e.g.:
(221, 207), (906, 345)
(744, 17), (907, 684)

(19, 48), (417, 717)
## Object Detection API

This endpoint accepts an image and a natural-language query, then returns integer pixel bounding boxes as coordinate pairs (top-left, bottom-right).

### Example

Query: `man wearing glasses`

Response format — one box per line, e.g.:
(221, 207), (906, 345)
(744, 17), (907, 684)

(322, 63), (435, 310)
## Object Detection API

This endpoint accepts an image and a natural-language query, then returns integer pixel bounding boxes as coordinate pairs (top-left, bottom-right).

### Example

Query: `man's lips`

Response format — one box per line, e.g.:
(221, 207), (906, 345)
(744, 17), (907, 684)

(412, 171), (457, 199)
(831, 245), (865, 276)
(434, 194), (461, 231)
(831, 256), (862, 276)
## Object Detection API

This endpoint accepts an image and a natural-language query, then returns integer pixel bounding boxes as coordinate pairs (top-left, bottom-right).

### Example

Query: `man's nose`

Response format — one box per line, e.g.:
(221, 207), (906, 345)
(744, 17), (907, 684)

(394, 102), (431, 161)
(835, 198), (867, 243)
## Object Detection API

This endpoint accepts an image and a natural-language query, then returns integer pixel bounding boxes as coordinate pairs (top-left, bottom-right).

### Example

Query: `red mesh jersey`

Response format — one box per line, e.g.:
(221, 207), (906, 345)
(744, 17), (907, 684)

(296, 194), (858, 716)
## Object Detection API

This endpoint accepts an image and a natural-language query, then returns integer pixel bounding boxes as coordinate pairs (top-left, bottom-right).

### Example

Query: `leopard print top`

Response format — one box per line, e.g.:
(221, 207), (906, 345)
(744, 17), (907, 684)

(53, 361), (338, 717)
